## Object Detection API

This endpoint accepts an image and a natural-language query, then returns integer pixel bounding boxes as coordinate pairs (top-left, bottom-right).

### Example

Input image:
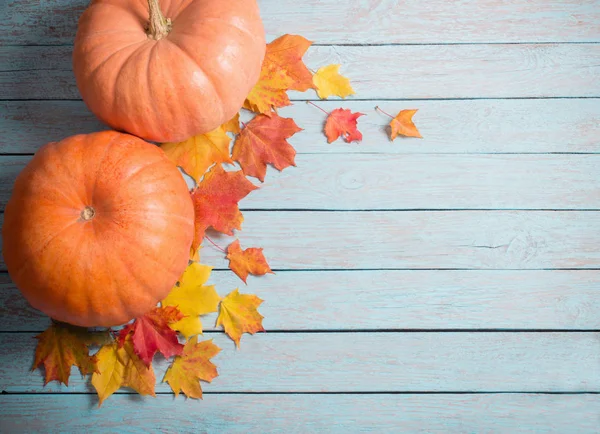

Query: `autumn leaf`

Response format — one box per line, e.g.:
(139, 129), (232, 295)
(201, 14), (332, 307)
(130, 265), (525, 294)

(32, 322), (97, 386)
(190, 164), (257, 246)
(117, 306), (185, 367)
(233, 113), (301, 182)
(161, 128), (233, 184)
(190, 245), (201, 262)
(226, 240), (273, 283)
(163, 336), (220, 399)
(391, 109), (422, 139)
(264, 34), (314, 91)
(221, 113), (241, 135)
(244, 65), (293, 115)
(92, 337), (156, 406)
(324, 108), (364, 143)
(217, 289), (265, 347)
(313, 64), (354, 99)
(162, 263), (221, 339)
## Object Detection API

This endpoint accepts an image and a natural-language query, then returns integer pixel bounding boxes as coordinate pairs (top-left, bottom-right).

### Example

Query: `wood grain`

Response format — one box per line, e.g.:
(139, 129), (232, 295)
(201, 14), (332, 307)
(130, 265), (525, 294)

(2, 270), (599, 332)
(1, 99), (600, 155)
(2, 0), (599, 45)
(1, 211), (599, 271)
(2, 44), (599, 100)
(0, 394), (598, 433)
(3, 154), (600, 211)
(1, 332), (598, 393)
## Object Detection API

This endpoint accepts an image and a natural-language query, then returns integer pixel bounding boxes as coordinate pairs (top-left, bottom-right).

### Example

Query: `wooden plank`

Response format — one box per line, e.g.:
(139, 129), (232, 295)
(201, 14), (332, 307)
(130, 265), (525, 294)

(2, 45), (599, 100)
(1, 211), (599, 271)
(1, 332), (598, 393)
(1, 99), (600, 155)
(2, 270), (599, 332)
(1, 394), (598, 433)
(2, 0), (599, 45)
(3, 154), (600, 211)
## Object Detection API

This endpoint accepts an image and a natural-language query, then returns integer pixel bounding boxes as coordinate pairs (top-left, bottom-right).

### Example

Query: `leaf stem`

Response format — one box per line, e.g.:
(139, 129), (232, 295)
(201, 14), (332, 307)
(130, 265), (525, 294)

(375, 106), (394, 119)
(204, 235), (227, 253)
(306, 101), (330, 115)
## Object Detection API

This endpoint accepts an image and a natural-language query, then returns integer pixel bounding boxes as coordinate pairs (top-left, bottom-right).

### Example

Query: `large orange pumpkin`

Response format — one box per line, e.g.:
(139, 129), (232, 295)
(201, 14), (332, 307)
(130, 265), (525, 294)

(73, 0), (266, 143)
(2, 131), (195, 327)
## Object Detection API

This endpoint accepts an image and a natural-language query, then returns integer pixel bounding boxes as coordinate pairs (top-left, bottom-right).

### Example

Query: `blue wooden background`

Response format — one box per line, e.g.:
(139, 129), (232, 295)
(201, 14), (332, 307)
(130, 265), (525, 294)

(1, 0), (600, 432)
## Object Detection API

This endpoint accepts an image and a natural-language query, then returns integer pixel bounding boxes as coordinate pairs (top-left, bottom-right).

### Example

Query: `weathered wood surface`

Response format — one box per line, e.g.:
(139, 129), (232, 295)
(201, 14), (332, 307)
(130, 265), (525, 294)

(2, 270), (599, 332)
(1, 211), (599, 271)
(1, 394), (599, 433)
(2, 0), (599, 428)
(1, 99), (600, 155)
(3, 44), (600, 100)
(2, 0), (599, 45)
(3, 154), (600, 210)
(1, 332), (598, 393)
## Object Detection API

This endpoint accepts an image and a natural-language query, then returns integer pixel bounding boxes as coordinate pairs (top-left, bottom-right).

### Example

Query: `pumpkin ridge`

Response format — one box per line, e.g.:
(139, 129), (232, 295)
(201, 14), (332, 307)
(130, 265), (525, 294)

(166, 38), (225, 118)
(86, 39), (147, 86)
(8, 218), (80, 283)
(144, 41), (162, 139)
(190, 16), (259, 43)
(90, 132), (121, 204)
(104, 158), (170, 204)
(111, 221), (188, 280)
(168, 0), (198, 22)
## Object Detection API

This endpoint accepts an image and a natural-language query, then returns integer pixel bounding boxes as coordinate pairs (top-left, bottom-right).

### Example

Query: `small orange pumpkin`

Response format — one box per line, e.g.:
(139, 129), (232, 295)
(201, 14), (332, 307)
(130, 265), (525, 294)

(2, 131), (195, 327)
(73, 0), (266, 142)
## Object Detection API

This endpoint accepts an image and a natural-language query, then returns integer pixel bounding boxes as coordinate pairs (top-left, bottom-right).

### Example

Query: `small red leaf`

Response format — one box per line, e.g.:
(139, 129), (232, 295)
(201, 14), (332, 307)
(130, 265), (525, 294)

(325, 108), (364, 143)
(118, 306), (185, 367)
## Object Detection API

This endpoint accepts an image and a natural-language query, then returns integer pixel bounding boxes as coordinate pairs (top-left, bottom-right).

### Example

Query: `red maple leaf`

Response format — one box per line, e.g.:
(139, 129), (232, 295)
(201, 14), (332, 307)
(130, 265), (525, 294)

(190, 164), (258, 249)
(325, 108), (364, 143)
(118, 306), (185, 367)
(233, 114), (302, 182)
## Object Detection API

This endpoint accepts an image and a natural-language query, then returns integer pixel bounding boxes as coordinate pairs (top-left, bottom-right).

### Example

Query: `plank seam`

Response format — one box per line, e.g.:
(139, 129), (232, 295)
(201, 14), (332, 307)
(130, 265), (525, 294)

(2, 391), (599, 395)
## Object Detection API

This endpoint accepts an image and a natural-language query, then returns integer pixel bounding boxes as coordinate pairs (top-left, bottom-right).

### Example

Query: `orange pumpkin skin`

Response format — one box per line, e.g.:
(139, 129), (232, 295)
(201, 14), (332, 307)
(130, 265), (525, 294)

(73, 0), (266, 143)
(2, 131), (195, 327)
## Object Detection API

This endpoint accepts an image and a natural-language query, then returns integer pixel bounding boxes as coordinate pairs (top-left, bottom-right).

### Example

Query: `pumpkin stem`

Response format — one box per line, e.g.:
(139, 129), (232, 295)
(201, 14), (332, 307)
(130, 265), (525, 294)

(146, 0), (172, 40)
(81, 206), (95, 221)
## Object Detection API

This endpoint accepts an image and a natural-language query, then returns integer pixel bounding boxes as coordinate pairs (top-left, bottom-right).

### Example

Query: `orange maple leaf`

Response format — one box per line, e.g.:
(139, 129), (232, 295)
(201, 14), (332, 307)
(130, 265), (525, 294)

(190, 164), (257, 249)
(216, 289), (265, 347)
(117, 306), (185, 367)
(244, 65), (293, 115)
(221, 113), (241, 135)
(226, 240), (274, 283)
(264, 34), (314, 92)
(324, 108), (365, 143)
(233, 113), (302, 182)
(33, 322), (98, 386)
(163, 336), (220, 399)
(377, 107), (422, 140)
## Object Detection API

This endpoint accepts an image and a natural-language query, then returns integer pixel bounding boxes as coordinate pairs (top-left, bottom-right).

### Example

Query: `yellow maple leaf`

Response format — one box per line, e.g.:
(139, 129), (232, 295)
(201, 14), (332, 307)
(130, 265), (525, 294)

(216, 289), (264, 347)
(312, 64), (354, 99)
(91, 338), (156, 406)
(244, 65), (294, 115)
(221, 113), (241, 135)
(163, 336), (220, 399)
(161, 127), (233, 184)
(162, 263), (221, 339)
